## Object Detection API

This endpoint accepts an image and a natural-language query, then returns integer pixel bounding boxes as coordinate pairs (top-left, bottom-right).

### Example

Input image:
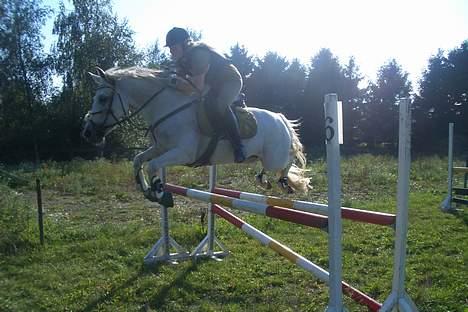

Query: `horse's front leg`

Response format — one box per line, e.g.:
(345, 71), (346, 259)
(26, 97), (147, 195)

(133, 145), (159, 191)
(143, 147), (196, 202)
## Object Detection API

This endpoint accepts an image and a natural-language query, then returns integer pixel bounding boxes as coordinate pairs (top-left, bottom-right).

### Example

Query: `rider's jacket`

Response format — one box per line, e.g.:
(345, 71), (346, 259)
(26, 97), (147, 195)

(177, 42), (242, 88)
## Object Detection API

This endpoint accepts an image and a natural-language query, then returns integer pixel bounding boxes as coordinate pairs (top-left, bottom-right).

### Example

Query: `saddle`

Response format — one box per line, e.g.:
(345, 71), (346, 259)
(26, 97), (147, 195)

(196, 93), (257, 139)
(190, 94), (257, 167)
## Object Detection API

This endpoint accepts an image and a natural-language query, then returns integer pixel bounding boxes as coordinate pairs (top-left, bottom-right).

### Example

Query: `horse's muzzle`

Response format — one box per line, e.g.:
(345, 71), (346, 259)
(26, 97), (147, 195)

(81, 121), (105, 146)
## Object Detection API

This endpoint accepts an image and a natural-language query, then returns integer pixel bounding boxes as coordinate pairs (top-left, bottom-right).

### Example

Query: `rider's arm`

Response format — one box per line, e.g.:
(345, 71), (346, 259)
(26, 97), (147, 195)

(187, 48), (210, 91)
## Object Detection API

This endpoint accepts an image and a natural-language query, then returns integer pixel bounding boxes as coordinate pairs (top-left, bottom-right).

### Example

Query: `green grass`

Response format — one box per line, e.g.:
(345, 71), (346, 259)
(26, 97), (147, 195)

(0, 155), (467, 311)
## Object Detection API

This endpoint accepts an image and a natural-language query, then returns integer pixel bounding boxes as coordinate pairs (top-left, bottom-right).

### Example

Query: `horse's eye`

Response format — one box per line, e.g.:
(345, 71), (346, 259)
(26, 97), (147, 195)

(98, 95), (107, 103)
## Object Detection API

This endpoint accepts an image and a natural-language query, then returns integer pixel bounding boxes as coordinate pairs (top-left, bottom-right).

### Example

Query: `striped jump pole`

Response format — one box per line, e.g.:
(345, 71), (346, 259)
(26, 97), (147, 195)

(164, 183), (328, 230)
(212, 187), (396, 226)
(212, 204), (382, 312)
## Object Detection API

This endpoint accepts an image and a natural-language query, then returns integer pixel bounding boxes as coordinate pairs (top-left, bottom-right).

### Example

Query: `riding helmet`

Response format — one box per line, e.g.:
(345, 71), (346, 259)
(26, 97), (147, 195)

(165, 27), (190, 47)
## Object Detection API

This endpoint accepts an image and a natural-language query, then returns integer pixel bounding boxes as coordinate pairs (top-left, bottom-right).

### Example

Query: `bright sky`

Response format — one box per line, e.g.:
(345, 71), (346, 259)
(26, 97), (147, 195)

(44, 0), (468, 90)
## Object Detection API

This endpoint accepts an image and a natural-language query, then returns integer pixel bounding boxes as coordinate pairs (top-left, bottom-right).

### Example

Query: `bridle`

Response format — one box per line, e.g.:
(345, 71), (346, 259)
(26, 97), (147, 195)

(86, 85), (127, 132)
(86, 83), (168, 133)
(86, 76), (201, 144)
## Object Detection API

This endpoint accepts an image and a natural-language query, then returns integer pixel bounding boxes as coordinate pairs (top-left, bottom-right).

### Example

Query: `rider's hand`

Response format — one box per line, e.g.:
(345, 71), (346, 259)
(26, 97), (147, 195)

(167, 75), (197, 96)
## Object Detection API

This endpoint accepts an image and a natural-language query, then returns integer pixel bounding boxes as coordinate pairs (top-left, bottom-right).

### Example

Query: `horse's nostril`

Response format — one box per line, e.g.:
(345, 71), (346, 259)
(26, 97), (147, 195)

(83, 129), (91, 138)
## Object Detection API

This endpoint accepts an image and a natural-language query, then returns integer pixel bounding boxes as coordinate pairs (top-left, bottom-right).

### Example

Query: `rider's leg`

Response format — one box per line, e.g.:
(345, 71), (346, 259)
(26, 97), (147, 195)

(215, 80), (245, 163)
(224, 106), (246, 163)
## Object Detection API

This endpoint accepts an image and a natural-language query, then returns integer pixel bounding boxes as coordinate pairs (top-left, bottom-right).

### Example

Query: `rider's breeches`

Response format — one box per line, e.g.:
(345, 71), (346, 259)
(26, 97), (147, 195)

(213, 79), (243, 118)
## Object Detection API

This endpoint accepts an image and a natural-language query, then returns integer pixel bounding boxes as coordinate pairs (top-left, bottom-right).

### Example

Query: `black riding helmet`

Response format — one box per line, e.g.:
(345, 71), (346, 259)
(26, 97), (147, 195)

(165, 27), (190, 47)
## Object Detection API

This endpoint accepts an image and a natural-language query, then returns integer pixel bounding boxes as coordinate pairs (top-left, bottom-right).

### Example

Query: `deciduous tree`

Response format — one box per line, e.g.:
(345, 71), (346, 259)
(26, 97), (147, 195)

(51, 0), (142, 151)
(0, 0), (51, 162)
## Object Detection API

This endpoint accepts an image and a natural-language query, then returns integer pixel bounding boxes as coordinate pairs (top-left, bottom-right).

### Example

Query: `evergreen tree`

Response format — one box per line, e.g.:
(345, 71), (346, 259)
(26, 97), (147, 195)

(227, 43), (255, 82)
(300, 49), (344, 147)
(281, 58), (306, 119)
(361, 59), (411, 149)
(414, 41), (468, 152)
(244, 52), (289, 111)
(341, 57), (365, 147)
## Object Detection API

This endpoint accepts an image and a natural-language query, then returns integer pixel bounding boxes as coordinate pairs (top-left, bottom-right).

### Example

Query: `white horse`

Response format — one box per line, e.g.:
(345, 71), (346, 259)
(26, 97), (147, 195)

(81, 67), (310, 200)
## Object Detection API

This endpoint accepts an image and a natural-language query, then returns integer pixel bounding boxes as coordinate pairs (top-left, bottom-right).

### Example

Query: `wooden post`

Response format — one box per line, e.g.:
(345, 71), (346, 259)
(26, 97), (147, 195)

(36, 178), (44, 245)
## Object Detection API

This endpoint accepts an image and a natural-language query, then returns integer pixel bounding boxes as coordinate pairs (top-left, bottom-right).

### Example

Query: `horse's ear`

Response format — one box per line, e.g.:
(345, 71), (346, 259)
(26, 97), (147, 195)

(94, 66), (115, 86)
(88, 72), (105, 85)
(95, 66), (106, 79)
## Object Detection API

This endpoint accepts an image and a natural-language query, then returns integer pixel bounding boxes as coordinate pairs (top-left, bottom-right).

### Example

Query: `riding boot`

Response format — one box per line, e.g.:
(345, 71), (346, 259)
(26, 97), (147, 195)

(224, 107), (246, 163)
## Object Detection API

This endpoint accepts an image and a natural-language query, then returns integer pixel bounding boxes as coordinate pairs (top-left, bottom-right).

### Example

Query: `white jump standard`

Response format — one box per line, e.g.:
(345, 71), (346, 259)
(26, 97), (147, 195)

(143, 168), (190, 264)
(441, 122), (468, 212)
(323, 93), (344, 311)
(380, 98), (418, 311)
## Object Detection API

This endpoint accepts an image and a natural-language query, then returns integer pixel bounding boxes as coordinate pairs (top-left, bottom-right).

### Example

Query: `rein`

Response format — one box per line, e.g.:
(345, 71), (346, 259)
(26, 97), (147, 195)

(146, 97), (200, 140)
(91, 85), (168, 131)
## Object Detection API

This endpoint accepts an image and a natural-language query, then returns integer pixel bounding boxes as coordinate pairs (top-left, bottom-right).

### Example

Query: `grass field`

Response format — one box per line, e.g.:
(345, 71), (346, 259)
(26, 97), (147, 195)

(1, 155), (467, 311)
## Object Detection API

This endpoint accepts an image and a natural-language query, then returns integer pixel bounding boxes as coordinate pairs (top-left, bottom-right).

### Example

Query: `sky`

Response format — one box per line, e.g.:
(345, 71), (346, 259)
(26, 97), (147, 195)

(43, 0), (468, 90)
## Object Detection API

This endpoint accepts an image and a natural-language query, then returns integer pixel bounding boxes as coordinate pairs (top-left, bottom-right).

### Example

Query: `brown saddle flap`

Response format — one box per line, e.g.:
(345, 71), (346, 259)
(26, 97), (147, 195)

(196, 101), (257, 139)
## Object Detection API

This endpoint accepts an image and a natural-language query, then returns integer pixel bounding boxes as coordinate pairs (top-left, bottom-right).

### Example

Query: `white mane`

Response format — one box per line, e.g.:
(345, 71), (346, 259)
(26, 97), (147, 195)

(105, 66), (166, 83)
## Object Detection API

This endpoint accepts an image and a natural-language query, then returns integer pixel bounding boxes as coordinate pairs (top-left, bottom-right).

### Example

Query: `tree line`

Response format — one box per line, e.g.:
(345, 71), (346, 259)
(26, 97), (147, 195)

(1, 0), (467, 164)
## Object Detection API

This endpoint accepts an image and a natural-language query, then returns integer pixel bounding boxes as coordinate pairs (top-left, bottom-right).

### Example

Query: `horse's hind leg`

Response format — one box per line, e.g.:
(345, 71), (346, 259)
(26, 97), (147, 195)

(277, 164), (295, 194)
(256, 168), (272, 189)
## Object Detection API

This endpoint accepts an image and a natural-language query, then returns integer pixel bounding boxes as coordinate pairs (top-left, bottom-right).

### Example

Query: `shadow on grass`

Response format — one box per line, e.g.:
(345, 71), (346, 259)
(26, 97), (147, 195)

(455, 209), (468, 225)
(446, 207), (468, 225)
(80, 265), (152, 312)
(146, 261), (200, 310)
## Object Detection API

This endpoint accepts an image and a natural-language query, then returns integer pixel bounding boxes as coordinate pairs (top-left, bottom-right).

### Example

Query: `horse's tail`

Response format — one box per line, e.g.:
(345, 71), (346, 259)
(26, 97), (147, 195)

(278, 114), (310, 193)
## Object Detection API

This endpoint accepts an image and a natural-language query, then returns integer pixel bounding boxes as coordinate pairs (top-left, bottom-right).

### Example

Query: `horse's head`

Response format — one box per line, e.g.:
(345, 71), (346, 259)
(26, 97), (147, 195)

(81, 67), (128, 146)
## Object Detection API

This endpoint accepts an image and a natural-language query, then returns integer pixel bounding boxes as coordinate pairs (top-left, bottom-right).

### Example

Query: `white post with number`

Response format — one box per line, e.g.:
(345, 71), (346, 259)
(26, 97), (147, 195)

(324, 93), (345, 311)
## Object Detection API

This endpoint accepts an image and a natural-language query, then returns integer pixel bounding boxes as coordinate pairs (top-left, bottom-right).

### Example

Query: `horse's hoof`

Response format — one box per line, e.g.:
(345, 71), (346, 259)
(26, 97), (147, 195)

(144, 190), (159, 202)
(158, 191), (174, 207)
(256, 175), (262, 184)
(144, 190), (174, 206)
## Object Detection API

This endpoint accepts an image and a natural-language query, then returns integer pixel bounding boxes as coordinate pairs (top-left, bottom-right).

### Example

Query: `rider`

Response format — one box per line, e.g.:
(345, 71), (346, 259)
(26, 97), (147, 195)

(164, 27), (246, 163)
